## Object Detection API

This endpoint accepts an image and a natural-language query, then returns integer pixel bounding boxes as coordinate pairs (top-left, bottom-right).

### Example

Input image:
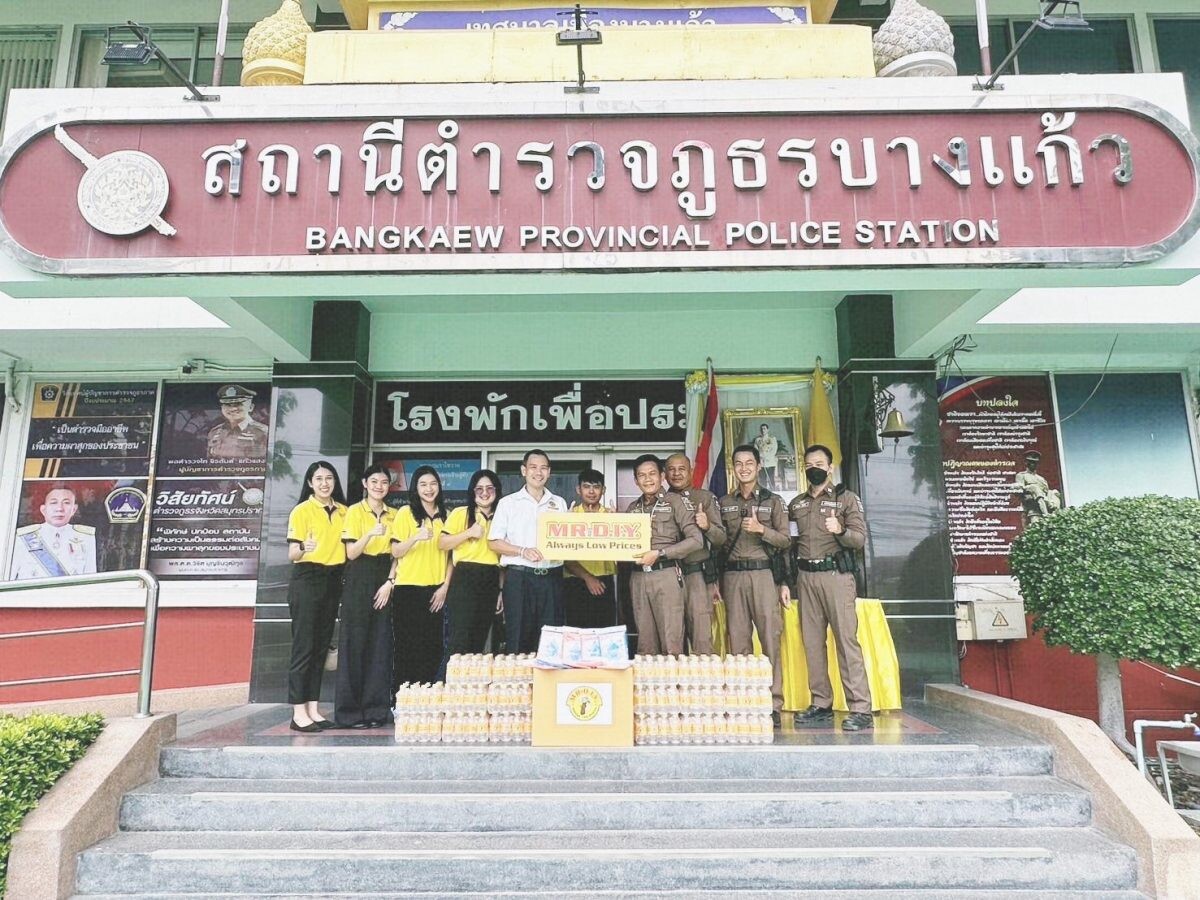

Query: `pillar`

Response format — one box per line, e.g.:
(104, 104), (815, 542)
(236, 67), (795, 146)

(248, 301), (373, 702)
(835, 294), (958, 694)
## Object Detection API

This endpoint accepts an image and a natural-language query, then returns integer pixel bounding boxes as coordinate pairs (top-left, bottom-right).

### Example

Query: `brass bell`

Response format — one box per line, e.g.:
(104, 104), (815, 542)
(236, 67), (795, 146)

(879, 409), (914, 441)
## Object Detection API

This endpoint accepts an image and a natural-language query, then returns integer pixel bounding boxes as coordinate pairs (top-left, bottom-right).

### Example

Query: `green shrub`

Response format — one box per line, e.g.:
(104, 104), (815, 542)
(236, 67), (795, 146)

(0, 713), (104, 894)
(1009, 495), (1200, 668)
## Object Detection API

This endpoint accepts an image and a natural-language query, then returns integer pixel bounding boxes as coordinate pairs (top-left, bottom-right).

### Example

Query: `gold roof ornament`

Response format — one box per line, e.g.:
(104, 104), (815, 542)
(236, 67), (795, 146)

(241, 0), (313, 86)
(872, 0), (957, 77)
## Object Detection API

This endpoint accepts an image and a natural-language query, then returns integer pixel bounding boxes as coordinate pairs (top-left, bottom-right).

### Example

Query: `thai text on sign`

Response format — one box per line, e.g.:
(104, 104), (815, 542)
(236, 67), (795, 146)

(536, 512), (651, 561)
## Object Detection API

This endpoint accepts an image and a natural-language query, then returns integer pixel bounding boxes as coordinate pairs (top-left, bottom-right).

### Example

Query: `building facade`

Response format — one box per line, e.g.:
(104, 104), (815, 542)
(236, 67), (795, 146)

(0, 0), (1197, 730)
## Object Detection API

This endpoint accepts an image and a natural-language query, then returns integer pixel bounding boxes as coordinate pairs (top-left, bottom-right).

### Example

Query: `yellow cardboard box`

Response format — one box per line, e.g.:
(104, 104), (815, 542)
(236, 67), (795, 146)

(532, 667), (634, 747)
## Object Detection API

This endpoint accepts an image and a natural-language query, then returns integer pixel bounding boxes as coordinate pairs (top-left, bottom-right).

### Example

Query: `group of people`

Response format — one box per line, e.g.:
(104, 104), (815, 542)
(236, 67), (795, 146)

(284, 444), (875, 734)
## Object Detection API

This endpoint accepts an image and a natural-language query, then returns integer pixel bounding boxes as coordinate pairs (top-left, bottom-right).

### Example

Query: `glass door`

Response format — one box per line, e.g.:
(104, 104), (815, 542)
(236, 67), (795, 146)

(487, 451), (609, 507)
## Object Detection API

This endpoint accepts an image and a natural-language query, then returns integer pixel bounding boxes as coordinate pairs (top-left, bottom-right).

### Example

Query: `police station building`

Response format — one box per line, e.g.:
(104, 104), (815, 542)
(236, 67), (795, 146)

(0, 0), (1198, 729)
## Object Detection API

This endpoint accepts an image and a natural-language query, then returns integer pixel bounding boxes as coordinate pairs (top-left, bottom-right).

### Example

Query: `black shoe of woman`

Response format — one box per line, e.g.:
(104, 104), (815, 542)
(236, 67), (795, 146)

(290, 719), (321, 733)
(312, 719), (338, 730)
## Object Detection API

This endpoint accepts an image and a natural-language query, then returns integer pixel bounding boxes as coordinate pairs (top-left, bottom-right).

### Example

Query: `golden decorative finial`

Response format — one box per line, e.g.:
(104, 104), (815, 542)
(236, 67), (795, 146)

(241, 0), (312, 86)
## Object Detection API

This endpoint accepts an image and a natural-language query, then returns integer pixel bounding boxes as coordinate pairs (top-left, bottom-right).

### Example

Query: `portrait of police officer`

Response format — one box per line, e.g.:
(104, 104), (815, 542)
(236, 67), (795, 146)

(10, 484), (97, 580)
(626, 454), (703, 657)
(718, 444), (791, 726)
(207, 384), (269, 460)
(663, 452), (726, 654)
(789, 444), (873, 731)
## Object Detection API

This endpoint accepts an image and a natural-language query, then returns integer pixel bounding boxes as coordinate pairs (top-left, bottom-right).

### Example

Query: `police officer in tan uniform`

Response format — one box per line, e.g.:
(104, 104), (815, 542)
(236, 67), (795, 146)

(664, 453), (726, 654)
(719, 444), (791, 725)
(627, 454), (703, 656)
(207, 384), (269, 460)
(789, 443), (873, 731)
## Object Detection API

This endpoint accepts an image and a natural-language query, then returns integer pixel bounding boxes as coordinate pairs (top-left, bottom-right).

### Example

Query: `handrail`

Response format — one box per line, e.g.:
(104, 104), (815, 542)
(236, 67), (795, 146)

(0, 569), (161, 718)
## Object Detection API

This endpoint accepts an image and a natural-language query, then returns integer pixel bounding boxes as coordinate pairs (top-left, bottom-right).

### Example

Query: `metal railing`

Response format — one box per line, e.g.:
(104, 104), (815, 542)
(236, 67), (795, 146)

(0, 569), (161, 718)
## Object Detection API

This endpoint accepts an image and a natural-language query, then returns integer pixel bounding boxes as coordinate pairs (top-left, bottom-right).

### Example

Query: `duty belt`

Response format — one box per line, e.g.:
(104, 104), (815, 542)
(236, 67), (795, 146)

(639, 558), (679, 574)
(680, 562), (705, 576)
(796, 556), (839, 573)
(725, 559), (772, 572)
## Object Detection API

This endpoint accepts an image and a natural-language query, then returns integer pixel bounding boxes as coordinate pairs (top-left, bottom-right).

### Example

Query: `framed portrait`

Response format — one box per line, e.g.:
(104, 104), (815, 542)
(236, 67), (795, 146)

(722, 407), (805, 502)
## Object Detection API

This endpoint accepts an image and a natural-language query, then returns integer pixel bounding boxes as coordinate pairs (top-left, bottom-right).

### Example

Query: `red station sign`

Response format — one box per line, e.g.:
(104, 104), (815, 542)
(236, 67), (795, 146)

(0, 95), (1196, 274)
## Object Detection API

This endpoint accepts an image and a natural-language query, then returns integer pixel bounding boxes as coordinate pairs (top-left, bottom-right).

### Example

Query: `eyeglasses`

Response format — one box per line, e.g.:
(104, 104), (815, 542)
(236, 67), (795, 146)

(474, 486), (496, 495)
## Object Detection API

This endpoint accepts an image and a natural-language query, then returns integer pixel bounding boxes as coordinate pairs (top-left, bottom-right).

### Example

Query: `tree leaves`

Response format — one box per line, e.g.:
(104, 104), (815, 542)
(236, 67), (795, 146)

(1010, 496), (1200, 668)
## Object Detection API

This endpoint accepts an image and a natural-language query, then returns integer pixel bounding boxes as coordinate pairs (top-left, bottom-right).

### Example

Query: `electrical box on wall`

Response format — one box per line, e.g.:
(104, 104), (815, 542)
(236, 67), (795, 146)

(956, 598), (1028, 641)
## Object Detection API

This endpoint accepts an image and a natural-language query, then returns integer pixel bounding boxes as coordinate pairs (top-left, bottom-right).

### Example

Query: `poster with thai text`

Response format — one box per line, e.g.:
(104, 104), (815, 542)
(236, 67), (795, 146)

(938, 375), (1065, 576)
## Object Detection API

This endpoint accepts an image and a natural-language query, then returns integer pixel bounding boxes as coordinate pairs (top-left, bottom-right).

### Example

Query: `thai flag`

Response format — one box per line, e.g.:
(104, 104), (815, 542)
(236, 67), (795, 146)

(692, 365), (726, 497)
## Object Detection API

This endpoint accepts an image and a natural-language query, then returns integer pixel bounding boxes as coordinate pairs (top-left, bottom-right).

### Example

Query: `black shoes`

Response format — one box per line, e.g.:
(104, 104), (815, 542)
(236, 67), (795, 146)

(289, 719), (321, 733)
(793, 705), (834, 726)
(312, 719), (337, 730)
(841, 712), (875, 731)
(771, 711), (782, 729)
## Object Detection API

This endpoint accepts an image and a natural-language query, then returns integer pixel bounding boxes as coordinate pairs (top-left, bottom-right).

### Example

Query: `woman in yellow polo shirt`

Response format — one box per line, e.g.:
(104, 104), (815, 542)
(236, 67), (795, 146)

(389, 465), (449, 688)
(334, 463), (398, 729)
(439, 469), (504, 657)
(286, 460), (348, 733)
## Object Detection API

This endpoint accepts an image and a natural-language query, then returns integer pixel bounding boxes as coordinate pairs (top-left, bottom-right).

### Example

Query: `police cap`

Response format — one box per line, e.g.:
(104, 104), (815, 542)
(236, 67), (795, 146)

(1023, 450), (1042, 462)
(217, 384), (256, 404)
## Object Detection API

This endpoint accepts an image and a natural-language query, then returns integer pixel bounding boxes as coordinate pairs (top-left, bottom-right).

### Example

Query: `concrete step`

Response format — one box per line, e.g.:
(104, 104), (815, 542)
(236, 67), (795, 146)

(159, 743), (1054, 781)
(118, 775), (1090, 832)
(124, 773), (1080, 795)
(73, 827), (1138, 895)
(71, 893), (1152, 900)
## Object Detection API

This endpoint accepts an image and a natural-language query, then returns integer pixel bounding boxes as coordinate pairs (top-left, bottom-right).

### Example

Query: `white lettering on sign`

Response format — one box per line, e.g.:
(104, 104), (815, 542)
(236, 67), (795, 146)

(304, 219), (998, 254)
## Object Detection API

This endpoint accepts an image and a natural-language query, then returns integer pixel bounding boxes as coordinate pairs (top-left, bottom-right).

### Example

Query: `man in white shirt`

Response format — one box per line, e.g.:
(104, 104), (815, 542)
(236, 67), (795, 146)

(488, 449), (567, 652)
(11, 485), (97, 579)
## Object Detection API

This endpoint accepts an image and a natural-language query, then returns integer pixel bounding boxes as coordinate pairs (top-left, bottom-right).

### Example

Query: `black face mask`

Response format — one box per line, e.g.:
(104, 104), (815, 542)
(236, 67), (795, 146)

(805, 467), (829, 486)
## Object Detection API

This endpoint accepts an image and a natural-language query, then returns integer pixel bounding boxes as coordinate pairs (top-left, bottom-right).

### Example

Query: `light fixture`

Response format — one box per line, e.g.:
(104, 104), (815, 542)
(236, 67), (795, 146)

(975, 0), (1091, 91)
(556, 5), (602, 95)
(103, 21), (219, 102)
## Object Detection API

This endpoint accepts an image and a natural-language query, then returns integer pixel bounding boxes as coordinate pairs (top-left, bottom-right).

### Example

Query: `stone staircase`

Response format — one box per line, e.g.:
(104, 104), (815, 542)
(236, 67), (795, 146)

(70, 736), (1147, 898)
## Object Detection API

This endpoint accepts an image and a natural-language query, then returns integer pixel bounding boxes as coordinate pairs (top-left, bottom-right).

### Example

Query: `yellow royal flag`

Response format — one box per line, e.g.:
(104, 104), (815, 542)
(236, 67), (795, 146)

(807, 360), (841, 467)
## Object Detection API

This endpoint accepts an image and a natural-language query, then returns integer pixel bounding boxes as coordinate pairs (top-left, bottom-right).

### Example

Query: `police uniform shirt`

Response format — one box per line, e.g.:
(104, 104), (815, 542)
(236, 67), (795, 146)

(788, 484), (867, 560)
(719, 489), (790, 560)
(207, 418), (269, 459)
(390, 506), (448, 586)
(668, 487), (727, 565)
(10, 522), (97, 579)
(566, 503), (617, 578)
(443, 505), (500, 566)
(287, 496), (348, 566)
(626, 491), (703, 560)
(341, 500), (397, 557)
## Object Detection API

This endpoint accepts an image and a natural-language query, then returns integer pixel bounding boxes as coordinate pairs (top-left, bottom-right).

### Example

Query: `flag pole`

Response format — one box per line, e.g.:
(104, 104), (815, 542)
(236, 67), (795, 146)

(976, 0), (992, 76)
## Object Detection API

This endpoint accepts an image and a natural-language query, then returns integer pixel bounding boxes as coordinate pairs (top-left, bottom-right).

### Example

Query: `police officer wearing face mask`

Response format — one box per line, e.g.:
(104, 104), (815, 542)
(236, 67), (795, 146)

(788, 444), (873, 732)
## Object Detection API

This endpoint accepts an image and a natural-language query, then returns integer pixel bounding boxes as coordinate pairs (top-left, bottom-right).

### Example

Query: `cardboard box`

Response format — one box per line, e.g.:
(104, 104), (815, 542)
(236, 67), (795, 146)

(532, 667), (634, 747)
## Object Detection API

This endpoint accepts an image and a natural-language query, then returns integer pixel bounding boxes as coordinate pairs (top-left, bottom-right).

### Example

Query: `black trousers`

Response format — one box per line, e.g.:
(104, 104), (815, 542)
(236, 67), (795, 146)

(445, 562), (500, 656)
(393, 583), (445, 689)
(335, 554), (394, 726)
(564, 574), (617, 629)
(503, 566), (564, 654)
(287, 562), (343, 705)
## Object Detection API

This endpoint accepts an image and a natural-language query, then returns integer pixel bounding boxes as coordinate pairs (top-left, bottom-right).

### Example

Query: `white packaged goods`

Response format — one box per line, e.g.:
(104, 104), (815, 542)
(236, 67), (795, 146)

(629, 654), (776, 745)
(536, 625), (632, 669)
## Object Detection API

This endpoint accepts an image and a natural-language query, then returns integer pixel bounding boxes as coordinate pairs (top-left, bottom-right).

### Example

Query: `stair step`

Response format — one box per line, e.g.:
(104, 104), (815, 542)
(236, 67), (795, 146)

(71, 893), (1152, 900)
(74, 827), (1138, 894)
(118, 777), (1091, 832)
(127, 774), (1083, 795)
(159, 743), (1053, 781)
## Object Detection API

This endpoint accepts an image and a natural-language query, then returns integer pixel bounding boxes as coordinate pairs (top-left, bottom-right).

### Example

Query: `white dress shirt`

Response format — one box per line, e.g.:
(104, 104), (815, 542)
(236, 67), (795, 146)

(489, 486), (566, 569)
